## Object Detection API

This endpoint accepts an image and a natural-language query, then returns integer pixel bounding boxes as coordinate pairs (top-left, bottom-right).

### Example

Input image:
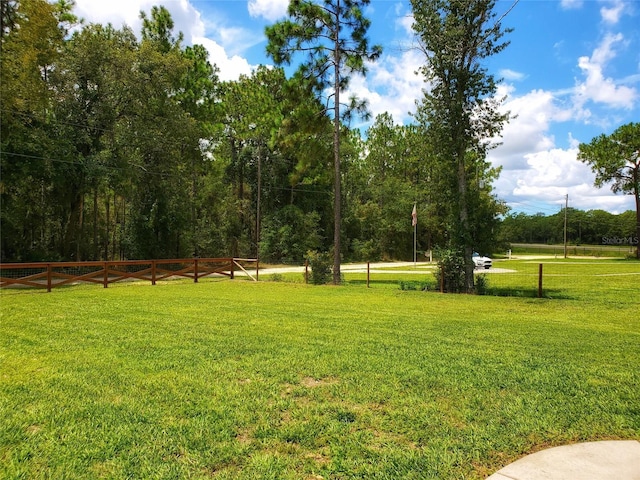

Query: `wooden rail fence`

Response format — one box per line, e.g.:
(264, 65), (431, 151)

(0, 258), (258, 292)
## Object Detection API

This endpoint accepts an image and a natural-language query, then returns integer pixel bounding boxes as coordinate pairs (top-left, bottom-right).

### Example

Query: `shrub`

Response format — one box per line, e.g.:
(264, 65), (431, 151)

(475, 273), (488, 295)
(306, 250), (332, 285)
(399, 281), (429, 291)
(433, 248), (467, 293)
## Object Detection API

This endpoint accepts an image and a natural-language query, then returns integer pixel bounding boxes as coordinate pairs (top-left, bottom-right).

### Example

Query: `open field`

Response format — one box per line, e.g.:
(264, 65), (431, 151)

(1, 265), (639, 479)
(266, 257), (640, 299)
(509, 243), (638, 258)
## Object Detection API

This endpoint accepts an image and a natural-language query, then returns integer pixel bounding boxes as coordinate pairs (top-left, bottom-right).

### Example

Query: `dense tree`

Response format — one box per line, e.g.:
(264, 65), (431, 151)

(0, 0), (68, 261)
(411, 0), (510, 292)
(140, 5), (183, 53)
(344, 114), (433, 260)
(1, 0), (18, 43)
(220, 67), (335, 262)
(498, 208), (636, 247)
(266, 0), (382, 284)
(0, 5), (226, 262)
(578, 123), (640, 258)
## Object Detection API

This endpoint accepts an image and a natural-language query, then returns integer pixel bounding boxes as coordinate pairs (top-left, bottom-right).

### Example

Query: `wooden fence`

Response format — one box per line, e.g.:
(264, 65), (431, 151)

(0, 258), (258, 292)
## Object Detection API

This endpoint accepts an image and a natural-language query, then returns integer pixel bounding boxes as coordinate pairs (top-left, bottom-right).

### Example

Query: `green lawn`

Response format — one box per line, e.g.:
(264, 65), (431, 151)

(1, 270), (639, 479)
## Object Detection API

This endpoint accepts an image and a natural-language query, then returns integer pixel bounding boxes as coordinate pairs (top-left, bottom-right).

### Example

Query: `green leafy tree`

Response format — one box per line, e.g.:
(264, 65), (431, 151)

(219, 67), (334, 261)
(0, 0), (67, 261)
(411, 0), (510, 292)
(140, 5), (183, 53)
(346, 114), (428, 260)
(220, 66), (288, 258)
(48, 24), (140, 260)
(177, 43), (221, 257)
(578, 122), (640, 258)
(119, 8), (193, 259)
(266, 0), (382, 284)
(1, 0), (18, 46)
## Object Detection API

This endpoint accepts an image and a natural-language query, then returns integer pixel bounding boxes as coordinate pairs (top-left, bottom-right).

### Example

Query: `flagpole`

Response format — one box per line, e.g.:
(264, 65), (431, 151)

(414, 222), (417, 267)
(411, 203), (417, 267)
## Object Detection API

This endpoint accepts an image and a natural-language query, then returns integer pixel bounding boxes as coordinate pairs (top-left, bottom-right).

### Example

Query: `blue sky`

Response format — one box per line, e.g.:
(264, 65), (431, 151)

(73, 0), (640, 215)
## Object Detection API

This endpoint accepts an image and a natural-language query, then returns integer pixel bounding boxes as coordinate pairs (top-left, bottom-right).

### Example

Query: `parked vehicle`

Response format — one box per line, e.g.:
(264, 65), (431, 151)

(472, 252), (492, 269)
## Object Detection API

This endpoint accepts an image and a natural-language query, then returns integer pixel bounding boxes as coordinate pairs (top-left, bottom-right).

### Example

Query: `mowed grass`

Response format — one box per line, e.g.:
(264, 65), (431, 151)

(1, 269), (639, 479)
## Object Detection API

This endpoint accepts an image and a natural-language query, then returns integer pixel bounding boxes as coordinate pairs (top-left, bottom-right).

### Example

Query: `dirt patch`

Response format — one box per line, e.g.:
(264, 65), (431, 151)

(301, 376), (338, 388)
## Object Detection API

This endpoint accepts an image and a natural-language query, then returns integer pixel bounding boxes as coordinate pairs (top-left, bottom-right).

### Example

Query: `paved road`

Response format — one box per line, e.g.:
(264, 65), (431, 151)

(256, 262), (515, 275)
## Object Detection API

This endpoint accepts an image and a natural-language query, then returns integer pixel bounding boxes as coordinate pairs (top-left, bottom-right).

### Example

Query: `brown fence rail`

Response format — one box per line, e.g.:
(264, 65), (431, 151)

(0, 258), (258, 292)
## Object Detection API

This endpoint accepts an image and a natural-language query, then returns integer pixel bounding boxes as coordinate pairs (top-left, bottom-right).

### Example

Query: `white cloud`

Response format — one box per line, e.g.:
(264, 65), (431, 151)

(347, 48), (428, 127)
(74, 0), (155, 33)
(516, 148), (584, 191)
(486, 81), (635, 213)
(75, 0), (206, 42)
(499, 69), (526, 82)
(600, 0), (626, 24)
(194, 37), (254, 81)
(490, 86), (571, 170)
(215, 25), (264, 57)
(396, 12), (414, 36)
(496, 147), (634, 214)
(248, 0), (289, 22)
(573, 34), (638, 111)
(560, 0), (584, 10)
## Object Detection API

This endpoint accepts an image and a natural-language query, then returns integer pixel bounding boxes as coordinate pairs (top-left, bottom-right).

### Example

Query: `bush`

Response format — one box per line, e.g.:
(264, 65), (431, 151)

(306, 250), (332, 285)
(433, 248), (467, 293)
(269, 273), (284, 282)
(474, 273), (488, 295)
(399, 281), (429, 291)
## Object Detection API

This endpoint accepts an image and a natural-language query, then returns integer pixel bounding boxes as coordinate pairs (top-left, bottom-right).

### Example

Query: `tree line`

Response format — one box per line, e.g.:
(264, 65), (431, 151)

(2, 0), (512, 282)
(498, 208), (637, 246)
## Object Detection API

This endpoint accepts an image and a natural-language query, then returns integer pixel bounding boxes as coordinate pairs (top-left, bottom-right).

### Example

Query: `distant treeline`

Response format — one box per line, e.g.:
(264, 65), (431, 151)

(498, 208), (637, 246)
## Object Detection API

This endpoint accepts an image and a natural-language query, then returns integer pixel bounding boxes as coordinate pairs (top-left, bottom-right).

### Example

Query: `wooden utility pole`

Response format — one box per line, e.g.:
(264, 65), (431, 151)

(563, 194), (568, 259)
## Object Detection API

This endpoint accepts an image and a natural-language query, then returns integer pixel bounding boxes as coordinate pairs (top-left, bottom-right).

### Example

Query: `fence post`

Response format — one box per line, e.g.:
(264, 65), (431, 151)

(440, 265), (445, 293)
(152, 260), (156, 285)
(230, 258), (234, 279)
(103, 262), (109, 288)
(538, 263), (543, 298)
(304, 260), (309, 284)
(256, 259), (259, 282)
(367, 262), (370, 288)
(47, 264), (52, 293)
(194, 258), (199, 283)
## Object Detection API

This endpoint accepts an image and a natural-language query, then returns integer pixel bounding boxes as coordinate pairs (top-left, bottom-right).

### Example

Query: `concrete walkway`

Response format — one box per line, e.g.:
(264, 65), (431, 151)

(486, 440), (640, 479)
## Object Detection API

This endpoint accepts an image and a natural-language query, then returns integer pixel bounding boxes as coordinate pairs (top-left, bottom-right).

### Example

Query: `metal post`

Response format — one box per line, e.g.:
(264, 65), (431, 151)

(538, 263), (543, 298)
(367, 261), (370, 288)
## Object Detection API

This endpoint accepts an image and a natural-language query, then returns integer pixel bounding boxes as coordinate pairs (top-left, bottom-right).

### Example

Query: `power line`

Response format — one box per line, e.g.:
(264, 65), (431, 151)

(495, 0), (520, 26)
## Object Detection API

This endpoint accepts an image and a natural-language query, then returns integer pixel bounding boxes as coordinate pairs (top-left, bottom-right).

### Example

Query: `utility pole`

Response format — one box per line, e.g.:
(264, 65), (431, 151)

(256, 144), (262, 264)
(563, 194), (568, 259)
